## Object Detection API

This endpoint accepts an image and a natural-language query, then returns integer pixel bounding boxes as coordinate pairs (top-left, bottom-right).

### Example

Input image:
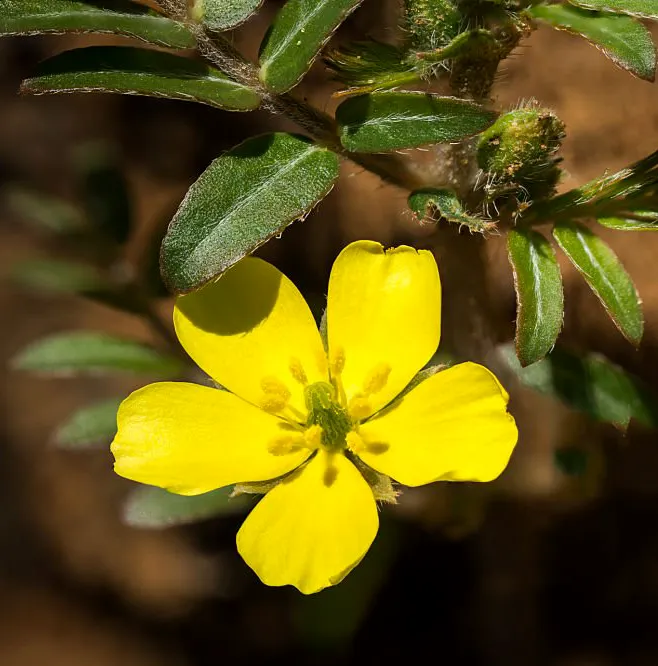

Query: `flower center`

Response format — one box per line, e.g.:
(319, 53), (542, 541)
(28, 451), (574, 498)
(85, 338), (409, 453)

(304, 381), (352, 452)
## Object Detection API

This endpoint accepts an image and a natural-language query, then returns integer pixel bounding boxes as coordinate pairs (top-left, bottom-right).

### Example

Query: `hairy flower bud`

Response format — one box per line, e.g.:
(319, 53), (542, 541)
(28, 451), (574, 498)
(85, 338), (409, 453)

(476, 107), (566, 202)
(403, 0), (463, 51)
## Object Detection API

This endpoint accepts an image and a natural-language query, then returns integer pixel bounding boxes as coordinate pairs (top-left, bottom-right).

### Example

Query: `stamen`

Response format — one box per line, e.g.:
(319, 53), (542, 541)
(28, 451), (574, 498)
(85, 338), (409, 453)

(329, 347), (345, 376)
(348, 394), (372, 421)
(267, 433), (304, 456)
(303, 424), (322, 450)
(346, 431), (365, 454)
(260, 395), (289, 414)
(289, 357), (308, 385)
(363, 363), (391, 395)
(259, 376), (291, 413)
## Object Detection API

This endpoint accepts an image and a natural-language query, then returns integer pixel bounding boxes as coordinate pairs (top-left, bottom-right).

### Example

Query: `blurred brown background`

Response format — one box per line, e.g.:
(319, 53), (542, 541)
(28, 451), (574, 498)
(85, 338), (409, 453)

(2, 2), (658, 665)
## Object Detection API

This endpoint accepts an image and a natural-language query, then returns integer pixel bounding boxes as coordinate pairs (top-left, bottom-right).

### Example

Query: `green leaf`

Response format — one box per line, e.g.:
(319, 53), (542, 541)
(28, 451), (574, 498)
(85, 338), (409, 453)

(123, 485), (252, 528)
(569, 0), (658, 19)
(12, 332), (182, 377)
(55, 397), (122, 449)
(5, 186), (85, 234)
(553, 221), (643, 345)
(408, 188), (495, 233)
(74, 143), (132, 244)
(0, 0), (195, 49)
(161, 132), (340, 293)
(524, 150), (658, 224)
(20, 47), (262, 113)
(527, 3), (655, 81)
(192, 0), (262, 31)
(598, 213), (658, 231)
(336, 92), (497, 153)
(500, 343), (658, 429)
(11, 259), (108, 294)
(259, 0), (364, 93)
(554, 447), (589, 476)
(508, 227), (564, 366)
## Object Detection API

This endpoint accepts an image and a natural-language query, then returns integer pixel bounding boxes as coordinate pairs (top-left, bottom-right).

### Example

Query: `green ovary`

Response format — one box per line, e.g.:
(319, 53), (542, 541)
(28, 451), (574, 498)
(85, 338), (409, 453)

(304, 382), (353, 452)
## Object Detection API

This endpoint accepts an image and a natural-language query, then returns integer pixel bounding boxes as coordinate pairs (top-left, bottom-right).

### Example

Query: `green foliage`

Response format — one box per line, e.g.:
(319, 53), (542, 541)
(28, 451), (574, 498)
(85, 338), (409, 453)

(408, 188), (495, 232)
(5, 187), (85, 234)
(569, 0), (658, 19)
(124, 485), (252, 528)
(507, 228), (564, 367)
(192, 0), (263, 31)
(553, 222), (643, 346)
(336, 92), (497, 153)
(75, 143), (132, 244)
(55, 397), (122, 449)
(0, 0), (195, 48)
(598, 213), (658, 231)
(525, 150), (658, 224)
(259, 0), (364, 93)
(12, 332), (182, 377)
(21, 47), (262, 112)
(527, 3), (656, 81)
(161, 133), (340, 293)
(501, 344), (658, 429)
(11, 259), (108, 295)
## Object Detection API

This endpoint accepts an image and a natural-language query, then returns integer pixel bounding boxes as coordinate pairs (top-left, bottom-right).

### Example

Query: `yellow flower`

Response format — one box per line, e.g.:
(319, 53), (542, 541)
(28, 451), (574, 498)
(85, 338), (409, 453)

(111, 240), (517, 594)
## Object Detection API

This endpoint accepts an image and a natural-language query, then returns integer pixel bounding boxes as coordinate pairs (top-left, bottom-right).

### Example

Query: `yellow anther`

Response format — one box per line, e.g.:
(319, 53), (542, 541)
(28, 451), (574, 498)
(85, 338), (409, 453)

(259, 394), (289, 414)
(267, 433), (304, 456)
(260, 376), (291, 401)
(348, 394), (372, 421)
(346, 431), (365, 454)
(329, 347), (345, 377)
(363, 363), (392, 395)
(289, 357), (308, 385)
(303, 424), (322, 450)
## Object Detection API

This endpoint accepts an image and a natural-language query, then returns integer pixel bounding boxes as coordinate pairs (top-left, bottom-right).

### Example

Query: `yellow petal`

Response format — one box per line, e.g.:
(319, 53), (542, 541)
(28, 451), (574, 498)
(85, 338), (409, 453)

(174, 258), (327, 419)
(236, 450), (378, 594)
(327, 241), (441, 419)
(111, 382), (311, 495)
(356, 362), (517, 486)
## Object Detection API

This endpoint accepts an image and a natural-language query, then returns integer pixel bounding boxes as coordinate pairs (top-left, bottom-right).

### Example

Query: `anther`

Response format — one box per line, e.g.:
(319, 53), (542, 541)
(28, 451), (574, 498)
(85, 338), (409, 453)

(289, 357), (308, 385)
(259, 376), (291, 413)
(329, 347), (345, 376)
(346, 431), (365, 454)
(267, 433), (304, 456)
(348, 394), (372, 421)
(303, 424), (322, 450)
(363, 363), (392, 395)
